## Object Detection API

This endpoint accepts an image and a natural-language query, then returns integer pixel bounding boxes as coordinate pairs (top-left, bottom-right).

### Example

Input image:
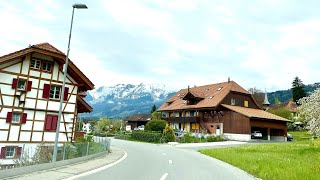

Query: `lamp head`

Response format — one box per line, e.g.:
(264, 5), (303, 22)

(73, 4), (88, 9)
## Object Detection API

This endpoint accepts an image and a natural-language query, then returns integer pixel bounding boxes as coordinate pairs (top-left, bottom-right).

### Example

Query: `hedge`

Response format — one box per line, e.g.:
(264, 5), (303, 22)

(131, 131), (162, 142)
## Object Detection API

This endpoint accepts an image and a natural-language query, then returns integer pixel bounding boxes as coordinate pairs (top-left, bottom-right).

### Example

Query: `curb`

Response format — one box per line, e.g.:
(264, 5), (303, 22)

(0, 151), (107, 179)
(64, 147), (128, 179)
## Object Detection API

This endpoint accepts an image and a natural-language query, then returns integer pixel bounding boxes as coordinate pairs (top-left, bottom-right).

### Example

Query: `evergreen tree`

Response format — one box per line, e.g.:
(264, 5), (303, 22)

(292, 77), (306, 103)
(150, 104), (157, 113)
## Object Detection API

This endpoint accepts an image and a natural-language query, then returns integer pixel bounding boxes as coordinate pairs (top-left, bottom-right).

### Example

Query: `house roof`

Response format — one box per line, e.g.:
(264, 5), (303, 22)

(125, 114), (152, 122)
(77, 96), (93, 113)
(158, 81), (253, 111)
(269, 101), (298, 113)
(0, 43), (94, 91)
(222, 104), (290, 122)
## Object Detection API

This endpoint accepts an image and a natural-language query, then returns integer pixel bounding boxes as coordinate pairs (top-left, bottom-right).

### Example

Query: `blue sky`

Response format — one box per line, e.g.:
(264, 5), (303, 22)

(1, 0), (320, 92)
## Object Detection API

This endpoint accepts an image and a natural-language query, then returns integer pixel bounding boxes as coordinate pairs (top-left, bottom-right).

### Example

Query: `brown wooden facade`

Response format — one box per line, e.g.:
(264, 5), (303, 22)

(159, 81), (289, 141)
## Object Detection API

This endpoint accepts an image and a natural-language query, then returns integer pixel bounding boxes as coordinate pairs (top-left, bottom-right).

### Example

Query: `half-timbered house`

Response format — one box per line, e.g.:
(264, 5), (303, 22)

(0, 43), (94, 166)
(158, 80), (290, 141)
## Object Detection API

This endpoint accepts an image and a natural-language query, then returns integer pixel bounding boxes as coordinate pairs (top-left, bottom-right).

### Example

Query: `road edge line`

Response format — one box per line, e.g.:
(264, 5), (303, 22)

(64, 148), (128, 180)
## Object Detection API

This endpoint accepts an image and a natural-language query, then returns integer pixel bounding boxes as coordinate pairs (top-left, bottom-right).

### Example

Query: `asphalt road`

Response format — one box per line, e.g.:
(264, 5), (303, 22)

(78, 139), (255, 180)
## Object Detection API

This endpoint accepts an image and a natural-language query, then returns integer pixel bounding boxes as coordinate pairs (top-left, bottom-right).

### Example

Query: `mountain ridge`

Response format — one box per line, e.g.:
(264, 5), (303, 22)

(82, 82), (320, 119)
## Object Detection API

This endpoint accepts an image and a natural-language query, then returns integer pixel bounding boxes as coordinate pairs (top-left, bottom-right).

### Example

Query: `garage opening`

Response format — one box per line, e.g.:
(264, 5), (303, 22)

(270, 128), (285, 141)
(251, 127), (268, 140)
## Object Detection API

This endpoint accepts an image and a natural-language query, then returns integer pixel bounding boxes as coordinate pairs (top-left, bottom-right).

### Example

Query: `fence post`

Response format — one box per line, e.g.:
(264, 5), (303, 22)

(86, 142), (89, 156)
(63, 143), (66, 160)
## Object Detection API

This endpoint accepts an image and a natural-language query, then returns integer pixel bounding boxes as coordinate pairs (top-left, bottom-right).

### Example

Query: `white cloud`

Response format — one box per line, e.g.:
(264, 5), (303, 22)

(275, 20), (320, 50)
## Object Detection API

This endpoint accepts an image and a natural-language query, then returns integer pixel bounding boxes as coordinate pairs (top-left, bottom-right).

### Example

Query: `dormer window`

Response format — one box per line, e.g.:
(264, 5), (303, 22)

(231, 98), (236, 105)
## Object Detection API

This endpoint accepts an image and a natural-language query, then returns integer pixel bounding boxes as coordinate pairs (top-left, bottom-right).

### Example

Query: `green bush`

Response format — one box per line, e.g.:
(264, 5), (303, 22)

(114, 134), (131, 140)
(181, 133), (200, 143)
(162, 125), (175, 142)
(131, 131), (162, 142)
(179, 133), (225, 143)
(145, 120), (167, 132)
(207, 135), (225, 142)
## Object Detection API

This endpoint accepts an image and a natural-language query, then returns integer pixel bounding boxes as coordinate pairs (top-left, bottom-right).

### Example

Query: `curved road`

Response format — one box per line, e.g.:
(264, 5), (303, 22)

(78, 139), (255, 180)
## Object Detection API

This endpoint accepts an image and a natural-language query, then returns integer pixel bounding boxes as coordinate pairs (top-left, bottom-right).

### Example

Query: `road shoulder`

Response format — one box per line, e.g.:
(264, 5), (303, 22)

(7, 146), (126, 180)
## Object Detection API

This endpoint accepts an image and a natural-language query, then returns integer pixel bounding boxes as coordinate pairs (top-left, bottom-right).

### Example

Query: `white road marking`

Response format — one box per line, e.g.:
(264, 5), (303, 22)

(168, 160), (172, 164)
(64, 148), (128, 180)
(162, 153), (166, 156)
(160, 173), (169, 180)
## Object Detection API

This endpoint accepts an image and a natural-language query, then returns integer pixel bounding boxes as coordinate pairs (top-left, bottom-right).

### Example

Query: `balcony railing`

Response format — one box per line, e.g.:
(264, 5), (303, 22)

(162, 117), (199, 123)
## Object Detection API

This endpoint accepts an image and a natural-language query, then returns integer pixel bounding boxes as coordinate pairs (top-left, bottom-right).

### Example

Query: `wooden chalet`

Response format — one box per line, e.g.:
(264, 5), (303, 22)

(125, 114), (152, 130)
(158, 80), (290, 141)
(0, 43), (94, 165)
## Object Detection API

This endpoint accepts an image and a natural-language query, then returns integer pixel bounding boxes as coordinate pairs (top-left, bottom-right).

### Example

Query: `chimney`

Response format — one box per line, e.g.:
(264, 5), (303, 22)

(188, 85), (190, 92)
(194, 85), (196, 87)
(228, 77), (230, 83)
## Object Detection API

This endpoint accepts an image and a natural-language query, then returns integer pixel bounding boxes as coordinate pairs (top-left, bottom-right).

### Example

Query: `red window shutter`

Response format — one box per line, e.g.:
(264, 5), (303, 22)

(12, 78), (18, 89)
(15, 147), (22, 158)
(64, 87), (69, 101)
(43, 84), (50, 98)
(27, 81), (32, 91)
(22, 113), (27, 124)
(0, 147), (6, 159)
(45, 115), (53, 130)
(6, 112), (13, 123)
(52, 115), (58, 131)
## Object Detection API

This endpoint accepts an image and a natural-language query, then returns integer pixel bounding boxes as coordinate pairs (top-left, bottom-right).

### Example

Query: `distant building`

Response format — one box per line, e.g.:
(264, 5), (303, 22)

(269, 101), (299, 119)
(158, 80), (290, 141)
(0, 43), (94, 167)
(125, 114), (152, 131)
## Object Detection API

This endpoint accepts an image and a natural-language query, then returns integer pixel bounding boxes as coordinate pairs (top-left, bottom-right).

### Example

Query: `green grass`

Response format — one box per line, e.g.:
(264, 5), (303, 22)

(289, 131), (315, 141)
(200, 139), (320, 180)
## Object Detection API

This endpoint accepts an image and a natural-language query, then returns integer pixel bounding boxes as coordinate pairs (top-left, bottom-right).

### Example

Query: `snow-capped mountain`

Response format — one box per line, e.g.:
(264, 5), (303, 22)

(83, 83), (175, 118)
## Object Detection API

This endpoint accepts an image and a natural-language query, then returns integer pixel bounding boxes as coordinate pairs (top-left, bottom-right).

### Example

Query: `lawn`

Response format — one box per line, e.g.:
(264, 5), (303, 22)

(200, 134), (320, 180)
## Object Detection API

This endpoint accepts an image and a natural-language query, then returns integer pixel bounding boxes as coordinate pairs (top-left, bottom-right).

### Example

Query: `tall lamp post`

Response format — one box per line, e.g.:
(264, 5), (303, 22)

(52, 3), (88, 162)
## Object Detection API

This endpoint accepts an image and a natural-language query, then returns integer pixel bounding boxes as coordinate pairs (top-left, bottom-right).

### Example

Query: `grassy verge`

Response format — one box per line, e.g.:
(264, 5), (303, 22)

(289, 131), (315, 141)
(200, 139), (320, 180)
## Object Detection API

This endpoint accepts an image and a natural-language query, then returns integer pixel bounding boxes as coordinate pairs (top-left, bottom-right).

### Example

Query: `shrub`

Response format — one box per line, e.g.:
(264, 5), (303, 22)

(145, 120), (167, 132)
(131, 131), (162, 142)
(181, 133), (200, 143)
(114, 134), (131, 140)
(162, 125), (175, 142)
(207, 135), (225, 142)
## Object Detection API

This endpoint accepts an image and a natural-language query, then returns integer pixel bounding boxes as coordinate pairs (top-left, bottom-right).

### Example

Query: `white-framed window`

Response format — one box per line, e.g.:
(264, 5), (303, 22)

(50, 86), (61, 99)
(31, 59), (41, 69)
(17, 79), (26, 90)
(12, 113), (21, 123)
(42, 61), (52, 72)
(5, 147), (15, 158)
(231, 98), (236, 105)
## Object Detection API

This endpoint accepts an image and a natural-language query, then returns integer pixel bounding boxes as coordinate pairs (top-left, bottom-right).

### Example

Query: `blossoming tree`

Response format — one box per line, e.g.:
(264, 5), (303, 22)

(298, 89), (320, 135)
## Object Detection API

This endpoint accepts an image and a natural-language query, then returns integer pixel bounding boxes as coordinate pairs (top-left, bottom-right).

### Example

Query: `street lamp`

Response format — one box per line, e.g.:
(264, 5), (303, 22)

(52, 3), (88, 162)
